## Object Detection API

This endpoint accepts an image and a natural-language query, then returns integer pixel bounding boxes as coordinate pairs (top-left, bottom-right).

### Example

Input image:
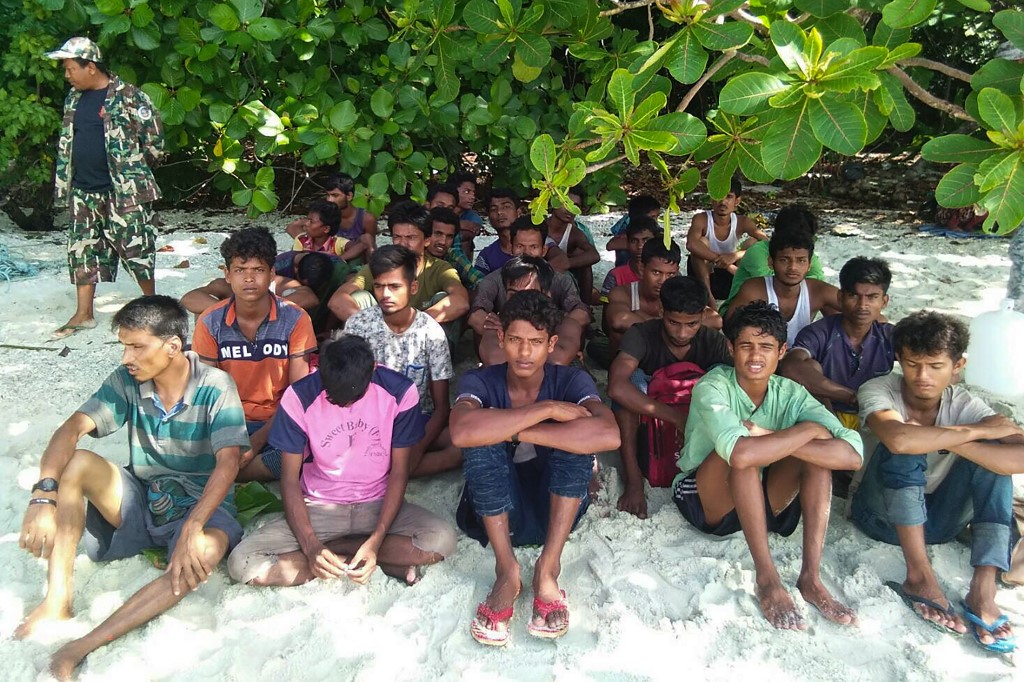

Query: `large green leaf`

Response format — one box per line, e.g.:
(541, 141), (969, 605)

(608, 69), (635, 116)
(935, 164), (982, 208)
(978, 88), (1020, 134)
(691, 21), (753, 51)
(719, 72), (789, 115)
(976, 152), (1018, 193)
(821, 46), (888, 82)
(516, 33), (551, 69)
(328, 101), (358, 132)
(972, 59), (1024, 96)
(631, 92), (667, 126)
(881, 0), (936, 30)
(880, 73), (915, 132)
(370, 88), (395, 119)
(980, 158), (1024, 234)
(921, 135), (1001, 164)
(248, 17), (286, 41)
(464, 0), (503, 34)
(994, 9), (1024, 51)
(813, 14), (866, 46)
(770, 21), (809, 77)
(736, 136), (775, 183)
(871, 20), (910, 49)
(952, 0), (989, 10)
(644, 112), (706, 155)
(762, 101), (822, 180)
(667, 30), (708, 85)
(795, 0), (851, 17)
(707, 149), (740, 200)
(229, 0), (262, 22)
(544, 0), (586, 28)
(810, 96), (867, 155)
(208, 4), (240, 31)
(530, 134), (557, 177)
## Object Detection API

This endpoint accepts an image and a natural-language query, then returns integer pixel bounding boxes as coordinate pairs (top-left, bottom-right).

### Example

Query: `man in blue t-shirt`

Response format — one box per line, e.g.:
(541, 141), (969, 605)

(451, 291), (620, 647)
(780, 257), (895, 428)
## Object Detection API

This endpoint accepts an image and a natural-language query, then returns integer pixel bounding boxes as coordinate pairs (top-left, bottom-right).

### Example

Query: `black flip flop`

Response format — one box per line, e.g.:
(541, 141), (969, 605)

(885, 580), (963, 636)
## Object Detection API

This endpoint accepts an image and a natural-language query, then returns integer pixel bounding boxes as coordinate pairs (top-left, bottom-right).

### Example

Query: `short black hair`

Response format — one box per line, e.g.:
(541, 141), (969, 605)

(450, 171), (477, 188)
(113, 295), (189, 345)
(221, 226), (277, 268)
(567, 184), (585, 204)
(388, 199), (431, 236)
(893, 310), (969, 362)
(500, 289), (564, 337)
(730, 175), (743, 197)
(72, 57), (111, 77)
(488, 188), (521, 209)
(724, 300), (787, 345)
(509, 216), (549, 245)
(369, 244), (417, 283)
(501, 255), (554, 293)
(839, 256), (892, 294)
(774, 204), (819, 236)
(427, 182), (459, 203)
(319, 335), (375, 406)
(296, 252), (335, 291)
(323, 172), (355, 194)
(661, 275), (707, 314)
(308, 199), (341, 235)
(641, 237), (682, 266)
(429, 206), (460, 231)
(627, 195), (661, 219)
(627, 215), (659, 239)
(768, 226), (815, 259)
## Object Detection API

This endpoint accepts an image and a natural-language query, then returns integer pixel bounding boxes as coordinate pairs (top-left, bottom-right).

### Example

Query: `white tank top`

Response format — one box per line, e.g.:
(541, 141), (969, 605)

(629, 281), (640, 312)
(704, 211), (739, 255)
(764, 276), (811, 347)
(557, 222), (573, 251)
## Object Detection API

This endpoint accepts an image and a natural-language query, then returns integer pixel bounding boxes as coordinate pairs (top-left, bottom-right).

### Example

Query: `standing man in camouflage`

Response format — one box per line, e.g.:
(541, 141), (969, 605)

(46, 37), (163, 339)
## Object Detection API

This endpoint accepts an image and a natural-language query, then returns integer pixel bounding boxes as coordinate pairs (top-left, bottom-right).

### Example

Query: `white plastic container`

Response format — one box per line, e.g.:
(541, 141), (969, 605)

(966, 299), (1024, 397)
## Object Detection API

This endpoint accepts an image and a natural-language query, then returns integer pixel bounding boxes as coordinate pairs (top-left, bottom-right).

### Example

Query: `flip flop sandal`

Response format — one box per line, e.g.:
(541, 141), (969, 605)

(470, 584), (521, 647)
(961, 601), (1017, 654)
(527, 589), (569, 639)
(885, 581), (963, 636)
(51, 321), (97, 340)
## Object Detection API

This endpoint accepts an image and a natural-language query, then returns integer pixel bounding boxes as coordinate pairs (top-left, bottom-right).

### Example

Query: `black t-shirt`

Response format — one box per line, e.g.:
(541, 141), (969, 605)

(618, 319), (731, 375)
(71, 88), (112, 192)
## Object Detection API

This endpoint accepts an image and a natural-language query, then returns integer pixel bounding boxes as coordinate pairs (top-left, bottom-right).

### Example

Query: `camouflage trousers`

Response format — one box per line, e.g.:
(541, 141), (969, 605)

(67, 187), (156, 285)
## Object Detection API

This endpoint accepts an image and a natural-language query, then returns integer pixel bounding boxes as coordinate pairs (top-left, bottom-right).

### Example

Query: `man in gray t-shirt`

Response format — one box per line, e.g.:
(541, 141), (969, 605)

(852, 311), (1024, 653)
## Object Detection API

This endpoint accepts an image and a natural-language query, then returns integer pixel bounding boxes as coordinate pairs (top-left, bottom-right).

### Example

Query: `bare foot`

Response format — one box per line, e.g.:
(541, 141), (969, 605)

(378, 563), (423, 586)
(477, 565), (522, 632)
(50, 641), (88, 681)
(14, 602), (73, 639)
(964, 592), (1013, 647)
(756, 582), (806, 630)
(903, 578), (967, 634)
(797, 576), (857, 626)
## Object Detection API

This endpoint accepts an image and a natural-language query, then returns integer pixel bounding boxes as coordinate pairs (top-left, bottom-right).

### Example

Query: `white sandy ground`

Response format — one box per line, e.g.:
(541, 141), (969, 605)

(1, 204), (1023, 681)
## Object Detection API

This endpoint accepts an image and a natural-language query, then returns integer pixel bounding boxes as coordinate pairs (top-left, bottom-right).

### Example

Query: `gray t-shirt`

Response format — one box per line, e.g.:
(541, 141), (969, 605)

(471, 270), (589, 316)
(343, 306), (453, 413)
(858, 372), (994, 492)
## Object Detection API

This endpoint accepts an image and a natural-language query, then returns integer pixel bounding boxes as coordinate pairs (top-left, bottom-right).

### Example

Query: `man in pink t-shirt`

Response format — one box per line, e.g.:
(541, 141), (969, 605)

(227, 335), (456, 586)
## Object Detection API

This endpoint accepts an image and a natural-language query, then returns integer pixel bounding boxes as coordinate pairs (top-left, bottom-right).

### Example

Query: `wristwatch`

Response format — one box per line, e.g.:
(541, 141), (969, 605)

(31, 478), (59, 494)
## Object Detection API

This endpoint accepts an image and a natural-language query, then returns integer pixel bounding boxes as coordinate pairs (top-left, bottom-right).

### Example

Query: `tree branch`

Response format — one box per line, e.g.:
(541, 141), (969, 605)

(734, 52), (770, 66)
(676, 50), (737, 112)
(898, 58), (972, 83)
(599, 0), (655, 17)
(586, 153), (628, 174)
(730, 9), (769, 35)
(886, 67), (975, 123)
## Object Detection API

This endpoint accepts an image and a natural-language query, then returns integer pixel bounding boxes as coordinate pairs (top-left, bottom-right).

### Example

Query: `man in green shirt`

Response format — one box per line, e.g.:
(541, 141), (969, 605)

(674, 301), (863, 630)
(718, 204), (826, 315)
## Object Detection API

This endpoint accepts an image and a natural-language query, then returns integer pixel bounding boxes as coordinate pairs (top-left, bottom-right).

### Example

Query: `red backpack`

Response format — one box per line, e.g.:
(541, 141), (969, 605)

(637, 361), (706, 487)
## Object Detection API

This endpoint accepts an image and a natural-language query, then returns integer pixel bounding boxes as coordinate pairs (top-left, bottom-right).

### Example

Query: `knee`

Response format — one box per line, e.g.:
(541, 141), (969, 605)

(420, 523), (459, 560)
(549, 453), (593, 499)
(226, 546), (265, 584)
(60, 450), (102, 489)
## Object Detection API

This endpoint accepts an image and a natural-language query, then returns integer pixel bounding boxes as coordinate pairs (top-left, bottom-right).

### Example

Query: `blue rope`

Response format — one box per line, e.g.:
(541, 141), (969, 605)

(0, 243), (41, 286)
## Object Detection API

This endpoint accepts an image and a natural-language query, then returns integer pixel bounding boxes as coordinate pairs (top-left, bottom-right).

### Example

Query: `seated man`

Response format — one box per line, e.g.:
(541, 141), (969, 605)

(674, 301), (862, 630)
(273, 199), (356, 294)
(228, 335), (456, 587)
(599, 215), (657, 302)
(285, 172), (376, 264)
(329, 200), (470, 334)
(780, 256), (894, 428)
(470, 250), (591, 367)
(476, 197), (569, 275)
(428, 206), (484, 291)
(726, 225), (839, 347)
(451, 291), (620, 645)
(686, 176), (768, 310)
(719, 204), (826, 315)
(546, 185), (600, 304)
(606, 194), (661, 267)
(192, 227), (317, 482)
(342, 246), (460, 477)
(607, 276), (731, 518)
(291, 251), (351, 337)
(451, 171), (483, 259)
(16, 296), (250, 678)
(851, 311), (1024, 653)
(425, 182), (458, 210)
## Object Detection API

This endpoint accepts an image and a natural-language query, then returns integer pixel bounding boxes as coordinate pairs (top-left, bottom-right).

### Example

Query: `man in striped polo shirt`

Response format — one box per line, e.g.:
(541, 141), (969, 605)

(193, 227), (318, 482)
(16, 296), (251, 679)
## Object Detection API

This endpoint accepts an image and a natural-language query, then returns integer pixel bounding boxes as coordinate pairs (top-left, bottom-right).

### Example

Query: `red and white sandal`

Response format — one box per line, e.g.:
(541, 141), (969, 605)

(470, 585), (521, 647)
(527, 589), (569, 639)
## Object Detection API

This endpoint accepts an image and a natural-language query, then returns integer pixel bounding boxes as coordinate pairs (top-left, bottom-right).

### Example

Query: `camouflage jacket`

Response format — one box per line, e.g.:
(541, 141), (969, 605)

(54, 75), (163, 210)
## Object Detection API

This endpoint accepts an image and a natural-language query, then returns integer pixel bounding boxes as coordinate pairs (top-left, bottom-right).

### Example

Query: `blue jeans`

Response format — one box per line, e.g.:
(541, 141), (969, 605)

(610, 368), (650, 413)
(851, 443), (1013, 570)
(247, 421), (283, 478)
(457, 442), (593, 547)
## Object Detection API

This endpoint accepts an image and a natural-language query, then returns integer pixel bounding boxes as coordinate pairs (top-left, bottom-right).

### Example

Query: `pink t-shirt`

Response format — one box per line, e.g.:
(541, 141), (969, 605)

(270, 366), (424, 504)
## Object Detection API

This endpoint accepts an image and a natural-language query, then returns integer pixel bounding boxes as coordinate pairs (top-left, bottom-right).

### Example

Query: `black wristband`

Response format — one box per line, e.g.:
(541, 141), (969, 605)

(29, 498), (57, 507)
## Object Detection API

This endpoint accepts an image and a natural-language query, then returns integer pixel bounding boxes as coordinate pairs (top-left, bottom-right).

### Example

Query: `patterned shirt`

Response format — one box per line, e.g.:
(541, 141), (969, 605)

(445, 241), (484, 289)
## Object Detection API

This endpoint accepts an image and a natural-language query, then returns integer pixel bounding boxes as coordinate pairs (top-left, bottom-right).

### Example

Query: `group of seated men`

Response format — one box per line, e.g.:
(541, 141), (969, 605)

(15, 175), (1024, 678)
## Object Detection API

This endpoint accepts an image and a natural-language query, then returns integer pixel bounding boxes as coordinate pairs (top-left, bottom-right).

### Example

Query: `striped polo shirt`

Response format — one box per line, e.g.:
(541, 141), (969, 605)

(193, 295), (317, 422)
(78, 352), (251, 510)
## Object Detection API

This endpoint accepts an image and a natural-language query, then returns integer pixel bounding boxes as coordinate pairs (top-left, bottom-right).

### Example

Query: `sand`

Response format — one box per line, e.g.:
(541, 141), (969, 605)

(0, 204), (1022, 681)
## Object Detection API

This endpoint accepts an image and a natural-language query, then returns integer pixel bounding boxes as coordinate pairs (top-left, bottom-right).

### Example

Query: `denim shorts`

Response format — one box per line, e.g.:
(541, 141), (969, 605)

(248, 420), (284, 478)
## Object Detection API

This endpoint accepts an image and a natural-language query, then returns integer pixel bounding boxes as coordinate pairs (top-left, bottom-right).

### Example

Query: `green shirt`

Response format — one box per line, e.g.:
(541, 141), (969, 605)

(350, 254), (462, 311)
(719, 241), (826, 314)
(675, 365), (863, 478)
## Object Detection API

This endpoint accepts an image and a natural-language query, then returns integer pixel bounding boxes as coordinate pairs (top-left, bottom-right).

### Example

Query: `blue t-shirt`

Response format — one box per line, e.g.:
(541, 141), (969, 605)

(462, 209), (483, 225)
(475, 240), (512, 275)
(455, 364), (602, 456)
